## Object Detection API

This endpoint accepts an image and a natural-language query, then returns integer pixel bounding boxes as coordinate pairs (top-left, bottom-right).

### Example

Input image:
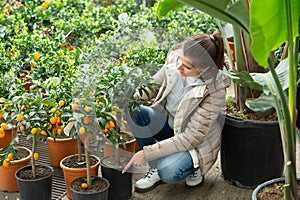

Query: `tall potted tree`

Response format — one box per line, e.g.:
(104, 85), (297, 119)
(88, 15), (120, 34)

(59, 65), (104, 199)
(14, 90), (54, 200)
(157, 0), (285, 189)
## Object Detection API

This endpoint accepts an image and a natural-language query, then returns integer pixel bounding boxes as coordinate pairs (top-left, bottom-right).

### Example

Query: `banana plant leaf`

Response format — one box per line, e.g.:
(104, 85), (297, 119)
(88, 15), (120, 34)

(245, 94), (275, 113)
(222, 57), (289, 96)
(157, 0), (249, 33)
(250, 0), (300, 67)
(222, 57), (289, 112)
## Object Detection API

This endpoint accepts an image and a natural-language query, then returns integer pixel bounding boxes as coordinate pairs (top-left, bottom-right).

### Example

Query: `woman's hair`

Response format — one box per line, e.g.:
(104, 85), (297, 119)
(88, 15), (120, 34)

(182, 31), (225, 70)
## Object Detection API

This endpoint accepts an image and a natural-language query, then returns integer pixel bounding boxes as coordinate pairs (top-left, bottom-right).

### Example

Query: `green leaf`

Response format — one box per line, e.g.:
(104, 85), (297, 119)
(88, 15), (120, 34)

(222, 56), (289, 95)
(250, 0), (300, 67)
(222, 69), (264, 91)
(157, 0), (249, 33)
(250, 57), (289, 95)
(245, 94), (275, 112)
(157, 0), (184, 17)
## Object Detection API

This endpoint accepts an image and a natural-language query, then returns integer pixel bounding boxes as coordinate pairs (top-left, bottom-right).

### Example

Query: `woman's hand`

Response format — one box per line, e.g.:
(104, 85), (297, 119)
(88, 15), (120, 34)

(122, 150), (146, 174)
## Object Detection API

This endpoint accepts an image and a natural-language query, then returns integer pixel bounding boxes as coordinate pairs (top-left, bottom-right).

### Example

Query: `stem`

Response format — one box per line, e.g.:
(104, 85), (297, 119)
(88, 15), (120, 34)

(285, 0), (298, 198)
(31, 134), (36, 179)
(85, 137), (91, 186)
(115, 146), (121, 167)
(77, 138), (82, 162)
(269, 56), (296, 200)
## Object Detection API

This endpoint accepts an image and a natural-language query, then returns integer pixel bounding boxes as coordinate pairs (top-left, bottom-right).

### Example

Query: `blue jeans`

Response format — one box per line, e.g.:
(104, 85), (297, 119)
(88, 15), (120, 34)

(126, 105), (198, 183)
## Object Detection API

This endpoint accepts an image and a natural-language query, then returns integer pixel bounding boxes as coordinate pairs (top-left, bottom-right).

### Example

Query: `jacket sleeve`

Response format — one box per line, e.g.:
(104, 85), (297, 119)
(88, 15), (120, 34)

(143, 87), (226, 161)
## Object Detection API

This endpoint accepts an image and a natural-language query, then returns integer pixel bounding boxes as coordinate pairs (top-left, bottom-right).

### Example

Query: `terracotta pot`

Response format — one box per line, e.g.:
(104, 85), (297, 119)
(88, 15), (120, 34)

(103, 135), (137, 157)
(60, 154), (100, 199)
(47, 137), (78, 167)
(0, 127), (18, 148)
(0, 146), (31, 192)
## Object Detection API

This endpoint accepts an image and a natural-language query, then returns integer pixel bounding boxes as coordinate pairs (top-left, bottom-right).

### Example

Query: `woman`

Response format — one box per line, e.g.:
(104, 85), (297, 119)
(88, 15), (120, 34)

(122, 31), (231, 193)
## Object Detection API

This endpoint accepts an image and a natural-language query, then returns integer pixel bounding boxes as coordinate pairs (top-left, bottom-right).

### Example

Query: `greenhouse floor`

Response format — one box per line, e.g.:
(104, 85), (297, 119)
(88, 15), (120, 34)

(0, 136), (299, 200)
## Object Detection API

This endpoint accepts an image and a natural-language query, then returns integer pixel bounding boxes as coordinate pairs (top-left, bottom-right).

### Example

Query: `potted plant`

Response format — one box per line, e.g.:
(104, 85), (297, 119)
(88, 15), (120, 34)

(0, 70), (26, 148)
(38, 76), (78, 167)
(94, 52), (157, 199)
(247, 1), (299, 199)
(13, 90), (54, 200)
(157, 0), (285, 189)
(0, 137), (31, 192)
(60, 65), (109, 199)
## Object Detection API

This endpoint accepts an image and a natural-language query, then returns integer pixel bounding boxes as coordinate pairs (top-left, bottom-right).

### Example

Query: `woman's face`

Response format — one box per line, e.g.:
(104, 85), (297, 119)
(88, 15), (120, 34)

(177, 56), (200, 77)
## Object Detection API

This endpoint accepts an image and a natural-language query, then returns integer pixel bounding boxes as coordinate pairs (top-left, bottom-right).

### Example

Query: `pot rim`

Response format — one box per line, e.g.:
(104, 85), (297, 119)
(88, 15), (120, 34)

(60, 154), (100, 171)
(15, 164), (54, 182)
(252, 177), (300, 200)
(70, 175), (110, 194)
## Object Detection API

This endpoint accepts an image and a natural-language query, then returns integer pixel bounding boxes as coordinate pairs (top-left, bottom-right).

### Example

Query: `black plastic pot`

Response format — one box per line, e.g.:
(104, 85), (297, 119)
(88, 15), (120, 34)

(221, 114), (284, 189)
(15, 164), (53, 200)
(252, 177), (300, 199)
(70, 176), (110, 200)
(100, 155), (132, 200)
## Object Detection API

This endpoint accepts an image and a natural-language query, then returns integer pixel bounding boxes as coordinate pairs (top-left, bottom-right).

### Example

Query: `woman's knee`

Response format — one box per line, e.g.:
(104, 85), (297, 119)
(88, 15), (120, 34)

(131, 106), (151, 126)
(157, 167), (183, 183)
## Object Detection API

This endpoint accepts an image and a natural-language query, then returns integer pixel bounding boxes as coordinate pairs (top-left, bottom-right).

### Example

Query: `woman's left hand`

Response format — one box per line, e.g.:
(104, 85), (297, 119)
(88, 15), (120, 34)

(122, 150), (146, 174)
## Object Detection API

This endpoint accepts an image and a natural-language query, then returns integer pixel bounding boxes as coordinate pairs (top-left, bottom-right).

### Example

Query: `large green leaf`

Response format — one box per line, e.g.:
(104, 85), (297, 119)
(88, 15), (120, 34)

(157, 0), (249, 33)
(250, 0), (300, 67)
(222, 56), (289, 95)
(250, 57), (289, 95)
(245, 94), (275, 112)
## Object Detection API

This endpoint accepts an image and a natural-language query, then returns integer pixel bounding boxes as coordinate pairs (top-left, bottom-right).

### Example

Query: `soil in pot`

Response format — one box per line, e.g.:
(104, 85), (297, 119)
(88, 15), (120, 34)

(61, 155), (98, 168)
(257, 183), (300, 200)
(252, 177), (300, 200)
(17, 165), (52, 180)
(16, 164), (53, 200)
(60, 154), (100, 199)
(71, 176), (109, 193)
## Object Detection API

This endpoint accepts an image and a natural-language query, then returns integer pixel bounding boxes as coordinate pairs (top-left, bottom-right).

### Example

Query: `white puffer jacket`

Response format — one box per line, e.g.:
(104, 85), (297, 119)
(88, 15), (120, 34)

(142, 51), (231, 174)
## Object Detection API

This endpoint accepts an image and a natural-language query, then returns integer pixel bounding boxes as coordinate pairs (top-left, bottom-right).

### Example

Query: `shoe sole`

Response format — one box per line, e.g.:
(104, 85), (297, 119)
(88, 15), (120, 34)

(185, 177), (205, 187)
(135, 180), (164, 193)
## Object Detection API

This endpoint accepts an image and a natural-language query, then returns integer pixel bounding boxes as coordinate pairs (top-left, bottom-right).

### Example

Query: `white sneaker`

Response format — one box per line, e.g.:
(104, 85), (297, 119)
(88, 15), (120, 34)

(185, 169), (204, 187)
(135, 168), (162, 193)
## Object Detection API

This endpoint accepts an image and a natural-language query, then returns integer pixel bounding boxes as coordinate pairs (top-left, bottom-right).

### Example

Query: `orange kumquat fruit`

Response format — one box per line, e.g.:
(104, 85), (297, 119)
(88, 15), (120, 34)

(79, 127), (86, 135)
(55, 116), (61, 125)
(33, 152), (39, 160)
(84, 106), (91, 113)
(1, 123), (8, 130)
(58, 100), (65, 107)
(83, 117), (89, 125)
(107, 120), (115, 129)
(7, 153), (14, 161)
(31, 128), (37, 135)
(72, 104), (79, 111)
(50, 117), (56, 125)
(3, 159), (10, 167)
(16, 114), (24, 121)
(81, 183), (88, 189)
(0, 128), (5, 138)
(41, 130), (47, 136)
